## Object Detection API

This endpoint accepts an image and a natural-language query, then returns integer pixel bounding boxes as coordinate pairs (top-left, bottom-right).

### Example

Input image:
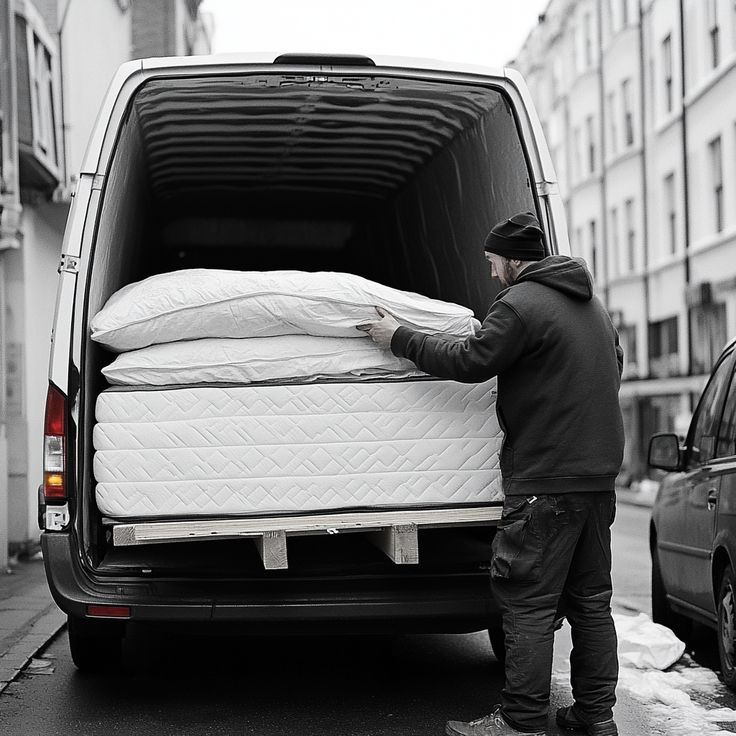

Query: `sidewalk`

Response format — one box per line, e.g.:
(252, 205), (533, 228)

(0, 553), (66, 694)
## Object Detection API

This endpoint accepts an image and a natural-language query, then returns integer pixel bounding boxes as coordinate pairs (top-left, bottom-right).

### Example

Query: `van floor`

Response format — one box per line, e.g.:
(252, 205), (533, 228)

(96, 526), (494, 578)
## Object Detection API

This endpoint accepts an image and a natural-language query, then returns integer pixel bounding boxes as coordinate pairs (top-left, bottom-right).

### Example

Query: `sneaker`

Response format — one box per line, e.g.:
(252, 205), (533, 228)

(556, 705), (618, 736)
(445, 706), (546, 736)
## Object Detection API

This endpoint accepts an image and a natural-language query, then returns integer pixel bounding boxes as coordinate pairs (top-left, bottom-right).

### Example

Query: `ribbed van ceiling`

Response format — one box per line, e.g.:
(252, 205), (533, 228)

(132, 75), (507, 201)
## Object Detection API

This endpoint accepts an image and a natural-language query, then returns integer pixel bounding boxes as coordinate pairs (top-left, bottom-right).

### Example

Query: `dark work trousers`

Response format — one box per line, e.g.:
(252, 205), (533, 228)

(491, 491), (618, 733)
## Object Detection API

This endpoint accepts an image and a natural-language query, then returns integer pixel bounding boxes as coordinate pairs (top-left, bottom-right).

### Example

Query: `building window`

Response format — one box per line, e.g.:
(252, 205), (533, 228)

(573, 126), (582, 182)
(622, 78), (634, 147)
(586, 115), (596, 174)
(648, 317), (679, 378)
(621, 0), (629, 28)
(619, 324), (638, 378)
(13, 4), (61, 192)
(32, 38), (56, 160)
(707, 0), (720, 69)
(584, 12), (593, 67)
(664, 173), (676, 255)
(624, 198), (635, 271)
(589, 219), (598, 280)
(690, 301), (727, 376)
(709, 135), (723, 233)
(610, 206), (619, 277)
(662, 34), (673, 114)
(607, 91), (617, 156)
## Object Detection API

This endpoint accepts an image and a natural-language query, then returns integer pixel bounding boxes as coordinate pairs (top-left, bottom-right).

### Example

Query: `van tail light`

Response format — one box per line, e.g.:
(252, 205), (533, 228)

(44, 384), (67, 501)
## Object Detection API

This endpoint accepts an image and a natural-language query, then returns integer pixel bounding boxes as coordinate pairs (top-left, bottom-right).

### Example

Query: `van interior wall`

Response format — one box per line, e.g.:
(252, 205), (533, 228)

(82, 105), (153, 556)
(382, 99), (536, 318)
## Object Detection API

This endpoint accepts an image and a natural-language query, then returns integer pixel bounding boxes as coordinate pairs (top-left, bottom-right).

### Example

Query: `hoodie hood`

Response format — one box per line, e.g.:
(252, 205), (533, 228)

(513, 255), (593, 301)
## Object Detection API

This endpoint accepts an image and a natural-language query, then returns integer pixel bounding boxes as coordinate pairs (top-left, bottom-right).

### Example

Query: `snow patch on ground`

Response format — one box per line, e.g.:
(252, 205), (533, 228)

(553, 612), (736, 735)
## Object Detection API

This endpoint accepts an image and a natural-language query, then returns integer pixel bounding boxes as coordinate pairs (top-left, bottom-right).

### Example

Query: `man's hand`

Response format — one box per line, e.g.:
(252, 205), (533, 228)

(356, 307), (401, 350)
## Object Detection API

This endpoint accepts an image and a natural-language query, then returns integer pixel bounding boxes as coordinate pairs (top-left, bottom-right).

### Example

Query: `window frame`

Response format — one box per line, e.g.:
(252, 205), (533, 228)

(717, 361), (736, 459)
(624, 197), (635, 272)
(686, 348), (735, 467)
(709, 135), (723, 234)
(622, 77), (634, 147)
(662, 33), (673, 114)
(664, 172), (676, 255)
(15, 1), (62, 181)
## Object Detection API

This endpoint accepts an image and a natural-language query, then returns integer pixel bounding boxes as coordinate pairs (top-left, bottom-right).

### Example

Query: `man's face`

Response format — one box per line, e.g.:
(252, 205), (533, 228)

(485, 252), (516, 288)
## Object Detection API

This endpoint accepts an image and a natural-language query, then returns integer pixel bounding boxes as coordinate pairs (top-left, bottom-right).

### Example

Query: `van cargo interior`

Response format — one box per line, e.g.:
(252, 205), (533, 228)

(80, 71), (537, 577)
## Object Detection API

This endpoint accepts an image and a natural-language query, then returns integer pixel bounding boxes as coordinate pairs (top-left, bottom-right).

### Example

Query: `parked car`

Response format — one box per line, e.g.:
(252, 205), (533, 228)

(649, 336), (736, 688)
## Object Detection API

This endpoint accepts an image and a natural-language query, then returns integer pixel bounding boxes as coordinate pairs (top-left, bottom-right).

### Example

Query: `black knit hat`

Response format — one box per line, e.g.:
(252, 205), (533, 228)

(483, 211), (545, 261)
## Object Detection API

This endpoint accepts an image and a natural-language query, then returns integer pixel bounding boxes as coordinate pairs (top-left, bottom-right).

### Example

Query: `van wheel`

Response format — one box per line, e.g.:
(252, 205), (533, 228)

(67, 615), (124, 672)
(718, 566), (736, 691)
(651, 542), (691, 644)
(488, 625), (505, 664)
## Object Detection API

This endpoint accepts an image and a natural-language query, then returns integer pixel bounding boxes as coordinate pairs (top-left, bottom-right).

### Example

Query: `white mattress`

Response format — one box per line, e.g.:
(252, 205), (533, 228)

(93, 379), (502, 519)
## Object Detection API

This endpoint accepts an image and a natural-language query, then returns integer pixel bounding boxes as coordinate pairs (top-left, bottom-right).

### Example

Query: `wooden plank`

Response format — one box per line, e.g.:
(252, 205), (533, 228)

(254, 530), (288, 570)
(368, 523), (419, 565)
(111, 505), (502, 547)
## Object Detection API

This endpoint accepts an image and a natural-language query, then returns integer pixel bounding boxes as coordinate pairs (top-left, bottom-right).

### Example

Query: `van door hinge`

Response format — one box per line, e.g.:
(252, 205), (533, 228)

(58, 254), (80, 274)
(536, 180), (558, 196)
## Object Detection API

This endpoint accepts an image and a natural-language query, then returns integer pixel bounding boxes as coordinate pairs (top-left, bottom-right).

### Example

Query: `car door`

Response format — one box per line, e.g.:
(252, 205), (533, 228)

(714, 359), (736, 600)
(669, 349), (734, 612)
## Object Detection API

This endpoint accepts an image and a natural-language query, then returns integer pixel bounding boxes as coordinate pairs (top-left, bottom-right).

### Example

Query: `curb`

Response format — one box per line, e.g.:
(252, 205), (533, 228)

(0, 604), (66, 694)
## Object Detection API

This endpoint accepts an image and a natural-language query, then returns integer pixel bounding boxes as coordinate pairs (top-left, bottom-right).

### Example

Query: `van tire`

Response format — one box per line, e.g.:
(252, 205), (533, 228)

(488, 624), (505, 664)
(67, 615), (124, 672)
(651, 542), (691, 644)
(717, 566), (736, 691)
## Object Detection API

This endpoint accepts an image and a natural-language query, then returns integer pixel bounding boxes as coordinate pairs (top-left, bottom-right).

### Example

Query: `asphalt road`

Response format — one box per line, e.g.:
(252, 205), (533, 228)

(0, 503), (675, 736)
(611, 502), (652, 615)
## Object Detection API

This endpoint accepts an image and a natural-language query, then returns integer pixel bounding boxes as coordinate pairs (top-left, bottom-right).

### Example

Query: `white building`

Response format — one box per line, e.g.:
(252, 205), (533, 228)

(512, 0), (736, 484)
(0, 0), (212, 564)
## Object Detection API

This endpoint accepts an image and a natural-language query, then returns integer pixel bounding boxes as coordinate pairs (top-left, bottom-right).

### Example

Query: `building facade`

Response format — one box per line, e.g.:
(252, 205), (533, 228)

(512, 0), (736, 487)
(0, 0), (212, 564)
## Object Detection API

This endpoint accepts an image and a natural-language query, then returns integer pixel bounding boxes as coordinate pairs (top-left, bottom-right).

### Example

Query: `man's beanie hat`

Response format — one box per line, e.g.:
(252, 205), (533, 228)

(484, 211), (545, 261)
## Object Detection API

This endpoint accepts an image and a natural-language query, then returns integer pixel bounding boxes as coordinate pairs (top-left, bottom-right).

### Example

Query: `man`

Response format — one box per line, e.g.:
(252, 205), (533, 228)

(358, 211), (624, 736)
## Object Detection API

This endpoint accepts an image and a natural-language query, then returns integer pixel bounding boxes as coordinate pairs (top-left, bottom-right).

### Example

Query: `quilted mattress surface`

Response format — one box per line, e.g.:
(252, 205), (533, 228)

(93, 379), (502, 519)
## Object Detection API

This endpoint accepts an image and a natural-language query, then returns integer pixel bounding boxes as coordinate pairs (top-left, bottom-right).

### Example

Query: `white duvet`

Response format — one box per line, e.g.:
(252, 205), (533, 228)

(102, 335), (426, 386)
(91, 269), (480, 353)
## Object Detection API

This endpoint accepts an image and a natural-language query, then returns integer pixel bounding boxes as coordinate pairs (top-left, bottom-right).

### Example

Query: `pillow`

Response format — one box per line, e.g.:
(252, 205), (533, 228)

(91, 269), (480, 352)
(102, 335), (426, 386)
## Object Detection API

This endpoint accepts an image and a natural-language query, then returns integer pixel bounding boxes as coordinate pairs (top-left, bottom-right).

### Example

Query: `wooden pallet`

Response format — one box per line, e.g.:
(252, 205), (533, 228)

(110, 506), (502, 570)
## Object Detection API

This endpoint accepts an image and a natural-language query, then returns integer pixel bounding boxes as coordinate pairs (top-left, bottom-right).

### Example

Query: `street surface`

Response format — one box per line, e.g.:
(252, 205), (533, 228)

(0, 503), (732, 735)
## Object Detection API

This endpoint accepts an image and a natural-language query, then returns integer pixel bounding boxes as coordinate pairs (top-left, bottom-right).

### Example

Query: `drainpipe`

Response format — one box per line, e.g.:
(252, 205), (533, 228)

(678, 0), (692, 378)
(597, 0), (610, 311)
(638, 0), (651, 378)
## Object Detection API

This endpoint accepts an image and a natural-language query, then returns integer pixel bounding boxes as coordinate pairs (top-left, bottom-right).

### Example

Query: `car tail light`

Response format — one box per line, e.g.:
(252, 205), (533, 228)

(44, 384), (67, 501)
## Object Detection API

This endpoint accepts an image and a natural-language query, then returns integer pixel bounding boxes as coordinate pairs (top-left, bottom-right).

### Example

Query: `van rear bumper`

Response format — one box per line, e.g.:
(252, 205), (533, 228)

(41, 533), (499, 633)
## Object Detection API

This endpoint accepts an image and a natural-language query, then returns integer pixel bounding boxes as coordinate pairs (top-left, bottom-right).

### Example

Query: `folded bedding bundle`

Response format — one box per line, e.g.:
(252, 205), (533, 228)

(102, 335), (425, 386)
(93, 269), (480, 386)
(91, 269), (479, 352)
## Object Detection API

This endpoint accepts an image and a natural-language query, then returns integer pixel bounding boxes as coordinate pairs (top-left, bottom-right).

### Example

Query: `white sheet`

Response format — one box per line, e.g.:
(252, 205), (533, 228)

(94, 379), (502, 518)
(91, 269), (480, 352)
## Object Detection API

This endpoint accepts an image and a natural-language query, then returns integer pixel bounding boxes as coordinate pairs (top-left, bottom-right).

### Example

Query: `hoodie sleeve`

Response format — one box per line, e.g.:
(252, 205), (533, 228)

(391, 300), (527, 383)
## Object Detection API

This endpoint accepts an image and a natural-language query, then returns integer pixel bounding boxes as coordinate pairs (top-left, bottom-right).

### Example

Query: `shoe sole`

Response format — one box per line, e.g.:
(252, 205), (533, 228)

(556, 714), (618, 736)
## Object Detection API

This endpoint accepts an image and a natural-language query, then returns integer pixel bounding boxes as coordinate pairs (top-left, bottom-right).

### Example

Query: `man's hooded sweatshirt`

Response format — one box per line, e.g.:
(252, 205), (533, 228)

(391, 255), (625, 495)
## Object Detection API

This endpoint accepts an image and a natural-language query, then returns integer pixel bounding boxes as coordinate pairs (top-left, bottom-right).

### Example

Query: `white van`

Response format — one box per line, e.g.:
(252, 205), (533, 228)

(39, 53), (569, 670)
